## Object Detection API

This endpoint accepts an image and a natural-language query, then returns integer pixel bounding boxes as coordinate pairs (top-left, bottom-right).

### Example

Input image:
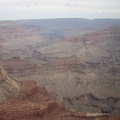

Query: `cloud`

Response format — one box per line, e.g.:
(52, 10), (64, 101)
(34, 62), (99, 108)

(0, 0), (120, 20)
(90, 10), (103, 14)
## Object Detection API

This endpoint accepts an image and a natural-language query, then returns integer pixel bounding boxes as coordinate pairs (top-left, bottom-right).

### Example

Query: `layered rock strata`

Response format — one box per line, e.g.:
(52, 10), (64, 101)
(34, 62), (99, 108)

(0, 66), (112, 120)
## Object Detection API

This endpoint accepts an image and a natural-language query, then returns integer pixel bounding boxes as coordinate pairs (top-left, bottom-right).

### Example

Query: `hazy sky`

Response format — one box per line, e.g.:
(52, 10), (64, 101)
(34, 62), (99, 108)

(0, 0), (120, 20)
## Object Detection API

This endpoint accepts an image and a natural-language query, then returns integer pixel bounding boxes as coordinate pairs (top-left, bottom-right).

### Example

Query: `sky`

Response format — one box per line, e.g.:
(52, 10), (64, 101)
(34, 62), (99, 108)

(0, 0), (120, 20)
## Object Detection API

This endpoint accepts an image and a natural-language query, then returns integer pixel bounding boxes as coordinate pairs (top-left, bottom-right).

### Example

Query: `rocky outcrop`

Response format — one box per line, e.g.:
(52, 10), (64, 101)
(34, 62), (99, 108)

(83, 26), (120, 44)
(63, 94), (120, 115)
(0, 58), (39, 74)
(39, 56), (86, 73)
(0, 22), (39, 43)
(108, 66), (120, 75)
(0, 66), (112, 120)
(0, 66), (20, 100)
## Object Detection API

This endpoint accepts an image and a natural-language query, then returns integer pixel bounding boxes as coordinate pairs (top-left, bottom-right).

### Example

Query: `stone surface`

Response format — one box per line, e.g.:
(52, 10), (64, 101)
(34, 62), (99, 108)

(0, 19), (120, 117)
(0, 66), (113, 120)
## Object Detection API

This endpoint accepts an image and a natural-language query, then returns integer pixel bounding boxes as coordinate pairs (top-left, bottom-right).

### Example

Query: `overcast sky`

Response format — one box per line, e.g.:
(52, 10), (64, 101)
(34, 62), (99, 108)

(0, 0), (120, 20)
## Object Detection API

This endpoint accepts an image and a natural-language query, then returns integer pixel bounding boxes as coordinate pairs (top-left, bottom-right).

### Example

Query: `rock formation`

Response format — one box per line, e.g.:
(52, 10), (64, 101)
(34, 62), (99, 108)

(0, 66), (19, 100)
(0, 65), (113, 120)
(0, 19), (120, 118)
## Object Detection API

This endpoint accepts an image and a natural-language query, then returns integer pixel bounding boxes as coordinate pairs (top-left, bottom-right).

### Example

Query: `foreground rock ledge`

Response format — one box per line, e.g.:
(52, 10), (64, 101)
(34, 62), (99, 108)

(0, 66), (118, 120)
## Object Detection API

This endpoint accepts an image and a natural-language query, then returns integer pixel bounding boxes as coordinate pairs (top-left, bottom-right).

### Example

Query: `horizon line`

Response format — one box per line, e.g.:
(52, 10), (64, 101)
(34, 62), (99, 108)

(0, 17), (120, 22)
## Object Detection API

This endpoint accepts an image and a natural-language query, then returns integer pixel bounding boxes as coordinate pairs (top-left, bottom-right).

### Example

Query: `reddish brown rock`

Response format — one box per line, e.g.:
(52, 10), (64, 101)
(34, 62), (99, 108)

(0, 66), (113, 120)
(0, 58), (39, 74)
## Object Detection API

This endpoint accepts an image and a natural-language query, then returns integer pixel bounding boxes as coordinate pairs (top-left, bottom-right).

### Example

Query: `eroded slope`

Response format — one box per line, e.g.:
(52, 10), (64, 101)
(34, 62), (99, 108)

(0, 66), (112, 120)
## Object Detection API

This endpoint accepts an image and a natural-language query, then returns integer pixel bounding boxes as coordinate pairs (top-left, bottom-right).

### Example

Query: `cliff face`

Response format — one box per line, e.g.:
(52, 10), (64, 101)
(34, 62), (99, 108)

(0, 57), (39, 74)
(0, 66), (112, 120)
(0, 66), (19, 101)
(25, 26), (120, 115)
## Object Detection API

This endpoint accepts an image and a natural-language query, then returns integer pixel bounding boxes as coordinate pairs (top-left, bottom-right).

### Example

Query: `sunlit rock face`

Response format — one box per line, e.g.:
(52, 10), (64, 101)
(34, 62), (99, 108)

(0, 66), (20, 101)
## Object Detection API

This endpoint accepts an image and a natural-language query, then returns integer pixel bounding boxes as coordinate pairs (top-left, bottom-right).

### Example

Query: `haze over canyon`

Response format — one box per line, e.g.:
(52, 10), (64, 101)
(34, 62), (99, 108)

(0, 18), (120, 120)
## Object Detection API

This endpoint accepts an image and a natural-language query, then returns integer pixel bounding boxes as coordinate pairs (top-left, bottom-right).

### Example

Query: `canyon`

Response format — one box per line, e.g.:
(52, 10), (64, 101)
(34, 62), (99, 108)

(0, 65), (113, 120)
(0, 18), (120, 119)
